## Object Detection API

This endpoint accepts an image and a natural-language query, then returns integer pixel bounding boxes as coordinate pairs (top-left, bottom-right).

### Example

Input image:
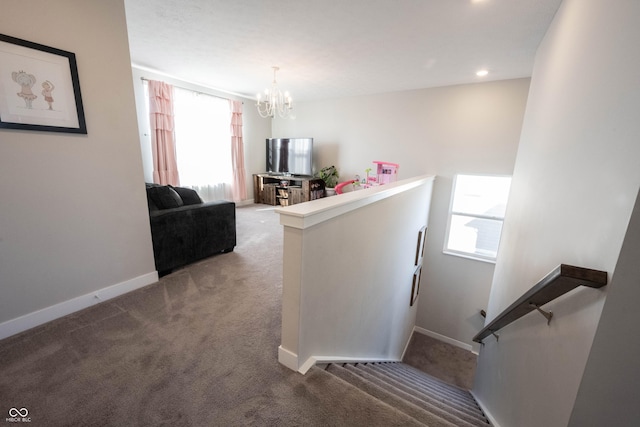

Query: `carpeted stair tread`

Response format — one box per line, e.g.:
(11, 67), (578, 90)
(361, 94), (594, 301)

(371, 362), (478, 406)
(343, 364), (489, 427)
(398, 362), (471, 391)
(307, 366), (430, 427)
(358, 363), (478, 410)
(354, 363), (487, 421)
(373, 362), (478, 405)
(326, 363), (460, 427)
(376, 362), (478, 404)
(370, 364), (478, 411)
(381, 362), (473, 397)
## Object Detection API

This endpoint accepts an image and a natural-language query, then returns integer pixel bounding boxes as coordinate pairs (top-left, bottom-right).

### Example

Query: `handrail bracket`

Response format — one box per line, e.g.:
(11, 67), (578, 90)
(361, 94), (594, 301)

(529, 303), (553, 325)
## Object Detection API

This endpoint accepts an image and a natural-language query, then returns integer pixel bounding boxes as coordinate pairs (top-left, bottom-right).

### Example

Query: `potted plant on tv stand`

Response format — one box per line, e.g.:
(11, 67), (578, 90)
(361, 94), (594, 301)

(318, 165), (339, 196)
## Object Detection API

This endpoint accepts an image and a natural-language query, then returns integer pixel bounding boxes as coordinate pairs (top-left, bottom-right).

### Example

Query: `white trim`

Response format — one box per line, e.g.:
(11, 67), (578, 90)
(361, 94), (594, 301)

(276, 175), (435, 230)
(401, 328), (414, 360)
(278, 345), (299, 371)
(470, 391), (502, 427)
(0, 271), (158, 340)
(442, 250), (497, 265)
(443, 173), (511, 263)
(450, 210), (505, 222)
(298, 356), (317, 374)
(298, 355), (400, 375)
(414, 326), (473, 352)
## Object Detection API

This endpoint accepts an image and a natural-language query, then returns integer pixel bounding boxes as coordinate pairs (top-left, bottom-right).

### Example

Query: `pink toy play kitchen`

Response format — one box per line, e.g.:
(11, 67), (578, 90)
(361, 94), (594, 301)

(335, 161), (399, 194)
(374, 160), (399, 185)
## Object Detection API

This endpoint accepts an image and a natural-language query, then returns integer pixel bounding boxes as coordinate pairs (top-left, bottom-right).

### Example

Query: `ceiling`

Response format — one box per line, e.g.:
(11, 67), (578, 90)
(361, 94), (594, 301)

(124, 0), (562, 102)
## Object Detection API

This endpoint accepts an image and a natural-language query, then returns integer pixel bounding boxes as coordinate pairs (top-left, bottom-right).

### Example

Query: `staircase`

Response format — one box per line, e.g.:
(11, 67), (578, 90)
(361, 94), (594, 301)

(323, 362), (490, 426)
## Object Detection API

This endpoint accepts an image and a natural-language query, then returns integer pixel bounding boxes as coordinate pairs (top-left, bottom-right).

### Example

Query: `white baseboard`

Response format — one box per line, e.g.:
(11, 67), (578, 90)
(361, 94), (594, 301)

(401, 329), (413, 360)
(0, 271), (159, 340)
(298, 355), (400, 375)
(279, 347), (401, 375)
(413, 326), (473, 352)
(470, 391), (501, 427)
(278, 345), (299, 371)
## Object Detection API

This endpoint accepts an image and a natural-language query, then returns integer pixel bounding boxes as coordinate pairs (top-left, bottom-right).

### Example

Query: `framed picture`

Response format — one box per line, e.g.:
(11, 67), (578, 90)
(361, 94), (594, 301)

(410, 265), (422, 307)
(414, 225), (427, 266)
(0, 33), (87, 134)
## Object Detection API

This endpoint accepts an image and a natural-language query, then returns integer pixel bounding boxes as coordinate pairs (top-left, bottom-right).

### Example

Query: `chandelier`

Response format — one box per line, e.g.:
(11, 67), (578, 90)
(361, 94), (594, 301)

(255, 66), (293, 119)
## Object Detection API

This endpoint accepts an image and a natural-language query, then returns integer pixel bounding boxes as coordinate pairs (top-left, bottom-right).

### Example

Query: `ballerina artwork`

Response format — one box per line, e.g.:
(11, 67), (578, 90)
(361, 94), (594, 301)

(41, 80), (55, 110)
(12, 70), (38, 109)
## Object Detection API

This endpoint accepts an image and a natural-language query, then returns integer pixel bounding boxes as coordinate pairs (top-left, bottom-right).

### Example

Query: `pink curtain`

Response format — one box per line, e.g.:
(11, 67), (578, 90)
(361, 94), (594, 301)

(148, 80), (179, 186)
(230, 100), (247, 202)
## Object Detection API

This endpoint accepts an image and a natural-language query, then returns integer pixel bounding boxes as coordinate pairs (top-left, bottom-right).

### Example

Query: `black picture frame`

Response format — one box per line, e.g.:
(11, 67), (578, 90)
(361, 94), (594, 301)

(410, 266), (422, 307)
(0, 33), (87, 134)
(415, 225), (427, 266)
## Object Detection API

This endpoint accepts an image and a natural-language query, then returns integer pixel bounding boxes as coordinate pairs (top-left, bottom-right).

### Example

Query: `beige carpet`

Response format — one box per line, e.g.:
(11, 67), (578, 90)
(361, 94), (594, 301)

(0, 205), (437, 426)
(403, 333), (478, 390)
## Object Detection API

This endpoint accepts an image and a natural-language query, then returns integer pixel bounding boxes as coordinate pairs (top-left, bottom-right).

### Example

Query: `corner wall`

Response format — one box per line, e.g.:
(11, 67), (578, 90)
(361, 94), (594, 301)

(568, 189), (640, 425)
(0, 0), (156, 335)
(273, 80), (529, 351)
(474, 1), (640, 426)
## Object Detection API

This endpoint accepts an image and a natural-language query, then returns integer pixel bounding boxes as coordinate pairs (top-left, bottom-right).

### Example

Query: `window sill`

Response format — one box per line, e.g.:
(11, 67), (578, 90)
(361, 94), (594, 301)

(442, 250), (497, 265)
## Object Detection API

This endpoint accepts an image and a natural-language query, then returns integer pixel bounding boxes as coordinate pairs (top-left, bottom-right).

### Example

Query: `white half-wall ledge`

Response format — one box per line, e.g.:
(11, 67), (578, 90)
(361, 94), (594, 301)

(0, 271), (159, 340)
(275, 174), (435, 229)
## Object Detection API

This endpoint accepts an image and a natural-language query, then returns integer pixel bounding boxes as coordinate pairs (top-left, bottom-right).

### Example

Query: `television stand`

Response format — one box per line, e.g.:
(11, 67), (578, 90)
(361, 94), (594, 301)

(253, 174), (325, 206)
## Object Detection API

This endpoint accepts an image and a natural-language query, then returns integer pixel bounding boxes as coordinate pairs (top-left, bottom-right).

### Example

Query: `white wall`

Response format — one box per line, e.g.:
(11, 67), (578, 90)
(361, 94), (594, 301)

(568, 189), (640, 426)
(474, 1), (640, 426)
(0, 0), (157, 336)
(278, 176), (434, 372)
(130, 67), (271, 202)
(273, 80), (529, 350)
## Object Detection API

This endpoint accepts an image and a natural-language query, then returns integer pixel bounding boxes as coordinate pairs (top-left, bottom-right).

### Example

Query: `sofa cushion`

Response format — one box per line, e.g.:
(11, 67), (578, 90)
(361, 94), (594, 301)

(145, 183), (161, 211)
(170, 185), (203, 205)
(147, 185), (184, 209)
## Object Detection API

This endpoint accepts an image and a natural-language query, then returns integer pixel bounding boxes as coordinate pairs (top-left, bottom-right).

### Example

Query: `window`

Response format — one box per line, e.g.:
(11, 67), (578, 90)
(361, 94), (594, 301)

(143, 83), (232, 201)
(172, 87), (232, 201)
(444, 174), (512, 263)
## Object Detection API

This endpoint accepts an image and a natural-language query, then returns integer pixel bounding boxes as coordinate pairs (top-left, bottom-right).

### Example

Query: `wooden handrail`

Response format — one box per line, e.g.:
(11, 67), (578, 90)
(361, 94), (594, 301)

(473, 264), (607, 343)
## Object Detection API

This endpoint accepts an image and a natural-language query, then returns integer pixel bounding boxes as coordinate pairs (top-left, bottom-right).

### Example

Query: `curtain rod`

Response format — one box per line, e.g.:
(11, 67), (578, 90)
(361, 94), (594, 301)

(140, 77), (244, 104)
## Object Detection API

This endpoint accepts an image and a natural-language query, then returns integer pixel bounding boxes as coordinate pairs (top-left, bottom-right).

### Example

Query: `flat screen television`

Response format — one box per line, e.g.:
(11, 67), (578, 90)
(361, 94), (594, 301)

(266, 138), (313, 176)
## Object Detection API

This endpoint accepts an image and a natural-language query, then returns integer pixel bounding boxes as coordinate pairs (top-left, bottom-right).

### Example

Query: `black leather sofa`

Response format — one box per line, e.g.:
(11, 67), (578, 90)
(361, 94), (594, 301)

(145, 183), (236, 275)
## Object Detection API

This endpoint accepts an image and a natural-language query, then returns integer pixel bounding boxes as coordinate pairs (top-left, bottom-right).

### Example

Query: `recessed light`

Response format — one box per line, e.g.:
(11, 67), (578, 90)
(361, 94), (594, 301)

(476, 69), (489, 77)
